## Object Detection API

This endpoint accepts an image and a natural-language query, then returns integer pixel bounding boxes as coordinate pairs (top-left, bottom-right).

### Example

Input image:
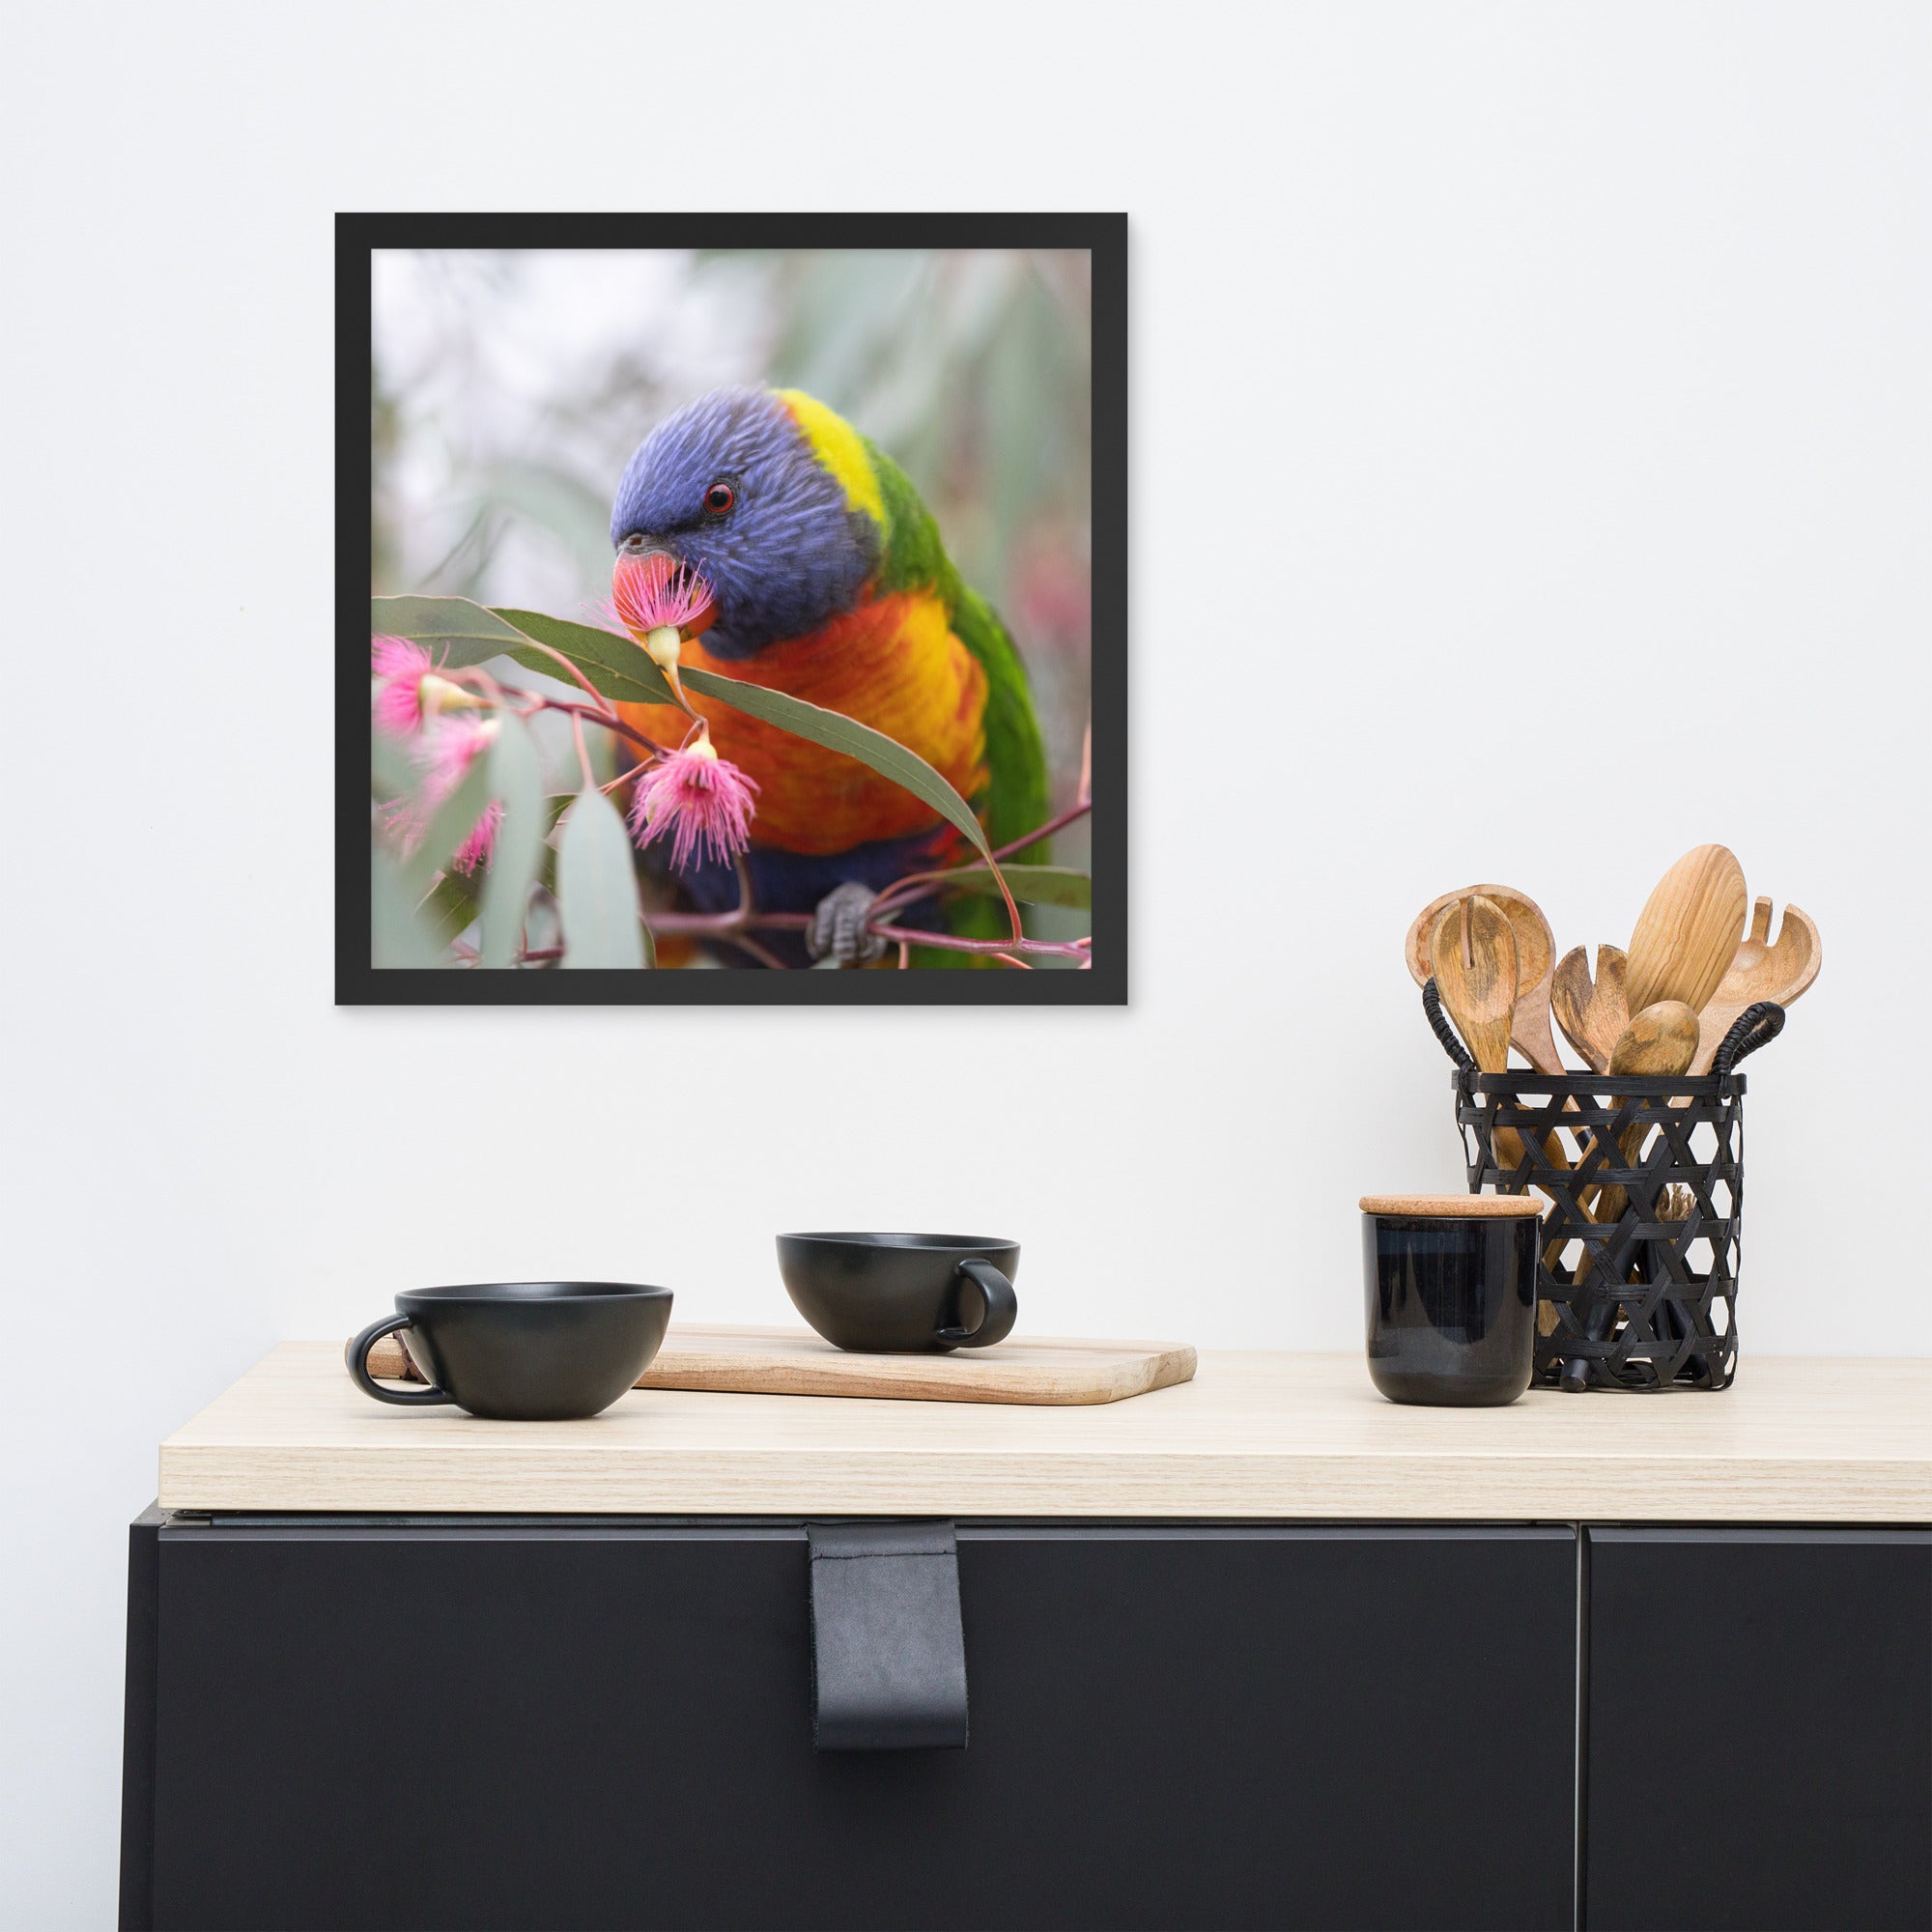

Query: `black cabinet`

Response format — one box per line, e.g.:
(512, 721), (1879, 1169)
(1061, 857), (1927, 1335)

(121, 1517), (1577, 1932)
(126, 1511), (1931, 1930)
(1584, 1528), (1932, 1932)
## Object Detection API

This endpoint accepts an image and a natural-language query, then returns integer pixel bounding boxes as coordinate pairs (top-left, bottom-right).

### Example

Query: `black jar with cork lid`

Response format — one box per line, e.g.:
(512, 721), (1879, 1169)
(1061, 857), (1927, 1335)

(1360, 1194), (1544, 1406)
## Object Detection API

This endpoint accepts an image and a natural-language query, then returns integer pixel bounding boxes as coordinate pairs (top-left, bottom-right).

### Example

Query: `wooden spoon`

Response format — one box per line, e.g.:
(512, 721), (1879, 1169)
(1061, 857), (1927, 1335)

(1428, 896), (1516, 1073)
(1625, 845), (1748, 1017)
(1690, 897), (1822, 1073)
(1406, 884), (1563, 1074)
(1562, 1000), (1702, 1389)
(1551, 944), (1630, 1076)
(1610, 1001), (1701, 1077)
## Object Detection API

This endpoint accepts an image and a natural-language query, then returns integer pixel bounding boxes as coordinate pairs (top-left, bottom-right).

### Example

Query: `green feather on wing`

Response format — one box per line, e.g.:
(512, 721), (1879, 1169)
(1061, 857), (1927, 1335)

(862, 436), (1050, 862)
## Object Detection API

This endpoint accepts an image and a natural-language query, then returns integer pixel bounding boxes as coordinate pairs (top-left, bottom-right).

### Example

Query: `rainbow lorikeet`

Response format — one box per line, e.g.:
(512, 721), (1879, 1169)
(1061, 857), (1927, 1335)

(607, 386), (1048, 964)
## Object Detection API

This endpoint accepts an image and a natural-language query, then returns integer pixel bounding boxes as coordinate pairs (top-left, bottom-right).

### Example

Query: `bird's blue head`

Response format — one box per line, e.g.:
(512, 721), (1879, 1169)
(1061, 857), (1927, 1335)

(608, 387), (880, 659)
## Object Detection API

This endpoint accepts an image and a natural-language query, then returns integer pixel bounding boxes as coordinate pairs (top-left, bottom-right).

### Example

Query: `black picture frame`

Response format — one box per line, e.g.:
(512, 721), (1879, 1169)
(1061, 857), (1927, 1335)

(338, 212), (1126, 1006)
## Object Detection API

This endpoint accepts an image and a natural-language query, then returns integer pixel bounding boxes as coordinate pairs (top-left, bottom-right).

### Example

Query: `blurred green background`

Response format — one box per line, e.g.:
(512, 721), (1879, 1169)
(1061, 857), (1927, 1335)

(370, 248), (1094, 822)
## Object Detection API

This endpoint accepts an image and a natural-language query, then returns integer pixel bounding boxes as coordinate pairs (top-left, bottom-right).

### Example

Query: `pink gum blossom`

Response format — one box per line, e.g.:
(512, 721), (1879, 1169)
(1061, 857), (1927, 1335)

(382, 717), (502, 873)
(626, 741), (758, 874)
(371, 635), (438, 735)
(611, 553), (717, 639)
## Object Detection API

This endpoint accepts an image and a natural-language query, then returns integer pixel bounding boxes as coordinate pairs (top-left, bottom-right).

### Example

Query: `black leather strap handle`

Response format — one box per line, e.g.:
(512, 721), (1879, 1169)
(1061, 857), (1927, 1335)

(808, 1520), (968, 1751)
(1423, 977), (1476, 1070)
(1714, 1001), (1785, 1077)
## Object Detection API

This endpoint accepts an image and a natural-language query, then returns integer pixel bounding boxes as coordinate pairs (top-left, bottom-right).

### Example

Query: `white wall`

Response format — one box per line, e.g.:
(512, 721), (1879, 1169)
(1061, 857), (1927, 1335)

(5, 3), (1926, 1920)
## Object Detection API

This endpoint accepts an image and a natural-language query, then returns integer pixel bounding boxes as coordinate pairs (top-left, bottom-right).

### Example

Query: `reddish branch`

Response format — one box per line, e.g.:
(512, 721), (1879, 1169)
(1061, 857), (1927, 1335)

(412, 669), (1093, 972)
(867, 923), (1090, 961)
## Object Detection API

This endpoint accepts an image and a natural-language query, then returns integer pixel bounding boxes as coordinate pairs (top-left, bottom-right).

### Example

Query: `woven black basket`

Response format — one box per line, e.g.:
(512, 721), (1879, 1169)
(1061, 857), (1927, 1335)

(1424, 988), (1785, 1391)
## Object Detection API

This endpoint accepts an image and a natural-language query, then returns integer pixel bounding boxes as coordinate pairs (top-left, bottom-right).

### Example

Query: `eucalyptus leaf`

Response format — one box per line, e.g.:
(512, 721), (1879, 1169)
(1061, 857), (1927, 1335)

(421, 869), (482, 949)
(679, 666), (999, 870)
(370, 728), (416, 801)
(377, 597), (1021, 928)
(935, 863), (1090, 910)
(372, 845), (446, 968)
(535, 794), (574, 901)
(555, 787), (647, 969)
(492, 607), (676, 708)
(370, 595), (538, 670)
(477, 710), (545, 969)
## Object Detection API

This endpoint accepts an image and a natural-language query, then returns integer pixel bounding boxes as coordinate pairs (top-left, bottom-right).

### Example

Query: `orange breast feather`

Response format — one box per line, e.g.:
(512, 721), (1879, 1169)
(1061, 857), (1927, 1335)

(617, 589), (988, 858)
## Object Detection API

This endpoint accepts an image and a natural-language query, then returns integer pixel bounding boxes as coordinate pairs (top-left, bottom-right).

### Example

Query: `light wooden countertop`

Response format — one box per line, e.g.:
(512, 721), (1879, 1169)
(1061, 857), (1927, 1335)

(156, 1343), (1932, 1522)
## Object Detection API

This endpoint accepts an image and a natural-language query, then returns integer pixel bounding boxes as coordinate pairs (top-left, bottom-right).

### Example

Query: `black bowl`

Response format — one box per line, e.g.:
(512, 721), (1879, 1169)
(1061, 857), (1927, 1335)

(347, 1282), (672, 1419)
(777, 1233), (1020, 1353)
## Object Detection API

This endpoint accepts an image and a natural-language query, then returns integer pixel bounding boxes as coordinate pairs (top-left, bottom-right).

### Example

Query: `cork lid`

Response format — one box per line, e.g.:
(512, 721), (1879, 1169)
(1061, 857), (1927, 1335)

(1359, 1193), (1544, 1218)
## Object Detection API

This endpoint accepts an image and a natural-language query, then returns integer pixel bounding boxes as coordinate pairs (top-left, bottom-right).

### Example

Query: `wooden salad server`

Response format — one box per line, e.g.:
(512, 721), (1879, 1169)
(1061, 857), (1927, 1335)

(1551, 944), (1630, 1076)
(1430, 895), (1575, 1338)
(1430, 895), (1556, 1176)
(1691, 897), (1821, 1073)
(1428, 895), (1517, 1075)
(1429, 895), (1578, 1184)
(1406, 884), (1564, 1076)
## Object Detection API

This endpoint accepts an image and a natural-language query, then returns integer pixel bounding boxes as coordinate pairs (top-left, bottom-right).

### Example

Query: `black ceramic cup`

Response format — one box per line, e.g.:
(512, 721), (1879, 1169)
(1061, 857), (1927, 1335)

(1360, 1196), (1542, 1406)
(777, 1233), (1019, 1353)
(344, 1282), (673, 1420)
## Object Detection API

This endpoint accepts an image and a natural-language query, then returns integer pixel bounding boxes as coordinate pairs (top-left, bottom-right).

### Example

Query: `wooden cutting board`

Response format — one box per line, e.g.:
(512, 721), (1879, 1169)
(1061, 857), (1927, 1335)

(364, 1322), (1196, 1407)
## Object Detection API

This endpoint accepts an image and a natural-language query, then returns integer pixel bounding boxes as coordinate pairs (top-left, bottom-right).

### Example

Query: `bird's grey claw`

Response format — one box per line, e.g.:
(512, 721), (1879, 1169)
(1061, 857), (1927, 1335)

(807, 882), (888, 967)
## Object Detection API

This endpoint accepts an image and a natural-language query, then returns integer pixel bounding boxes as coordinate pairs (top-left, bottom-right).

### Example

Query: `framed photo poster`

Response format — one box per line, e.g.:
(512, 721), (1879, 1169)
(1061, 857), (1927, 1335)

(339, 213), (1124, 1004)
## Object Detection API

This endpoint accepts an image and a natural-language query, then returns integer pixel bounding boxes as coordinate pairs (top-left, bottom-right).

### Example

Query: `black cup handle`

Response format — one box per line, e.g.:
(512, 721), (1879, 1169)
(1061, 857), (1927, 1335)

(345, 1314), (453, 1406)
(938, 1258), (1018, 1349)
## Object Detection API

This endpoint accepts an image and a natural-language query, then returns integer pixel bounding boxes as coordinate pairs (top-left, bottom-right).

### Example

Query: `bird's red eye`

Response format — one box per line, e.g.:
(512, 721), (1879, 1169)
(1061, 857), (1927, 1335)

(703, 482), (735, 516)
